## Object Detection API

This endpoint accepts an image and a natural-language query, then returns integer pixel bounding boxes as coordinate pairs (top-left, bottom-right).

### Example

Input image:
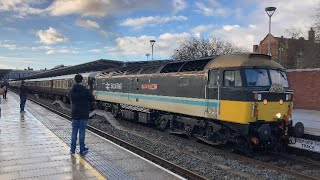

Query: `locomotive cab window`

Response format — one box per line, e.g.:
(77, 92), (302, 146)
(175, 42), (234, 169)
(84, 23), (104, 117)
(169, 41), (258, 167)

(269, 69), (289, 87)
(245, 69), (270, 87)
(224, 70), (242, 87)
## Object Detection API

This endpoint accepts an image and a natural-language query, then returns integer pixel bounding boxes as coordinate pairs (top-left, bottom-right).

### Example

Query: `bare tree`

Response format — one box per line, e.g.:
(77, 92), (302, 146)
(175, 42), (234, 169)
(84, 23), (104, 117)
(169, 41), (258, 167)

(284, 26), (303, 39)
(172, 36), (245, 61)
(313, 5), (320, 42)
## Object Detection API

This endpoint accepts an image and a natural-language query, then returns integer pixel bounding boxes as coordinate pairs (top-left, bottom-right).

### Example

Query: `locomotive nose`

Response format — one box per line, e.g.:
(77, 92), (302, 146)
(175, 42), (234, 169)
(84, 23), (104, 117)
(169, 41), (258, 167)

(258, 124), (272, 141)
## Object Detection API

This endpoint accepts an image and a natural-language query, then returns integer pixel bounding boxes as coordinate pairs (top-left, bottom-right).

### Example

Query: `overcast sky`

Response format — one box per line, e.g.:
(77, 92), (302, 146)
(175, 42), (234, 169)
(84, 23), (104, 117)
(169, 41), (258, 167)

(0, 0), (318, 70)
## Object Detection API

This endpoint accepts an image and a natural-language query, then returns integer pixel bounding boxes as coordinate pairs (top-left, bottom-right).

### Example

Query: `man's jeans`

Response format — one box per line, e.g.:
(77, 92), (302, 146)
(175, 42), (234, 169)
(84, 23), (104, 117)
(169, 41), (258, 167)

(20, 95), (27, 112)
(70, 119), (88, 153)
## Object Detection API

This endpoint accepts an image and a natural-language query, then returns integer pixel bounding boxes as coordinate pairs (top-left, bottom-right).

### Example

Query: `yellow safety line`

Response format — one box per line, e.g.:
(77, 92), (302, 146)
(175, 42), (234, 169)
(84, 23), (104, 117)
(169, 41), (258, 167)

(9, 92), (106, 180)
(43, 125), (106, 180)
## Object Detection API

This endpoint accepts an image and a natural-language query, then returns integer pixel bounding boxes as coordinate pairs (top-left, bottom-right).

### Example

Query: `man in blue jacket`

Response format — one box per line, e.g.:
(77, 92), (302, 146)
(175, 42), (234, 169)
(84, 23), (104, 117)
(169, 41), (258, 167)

(19, 80), (28, 113)
(69, 74), (94, 155)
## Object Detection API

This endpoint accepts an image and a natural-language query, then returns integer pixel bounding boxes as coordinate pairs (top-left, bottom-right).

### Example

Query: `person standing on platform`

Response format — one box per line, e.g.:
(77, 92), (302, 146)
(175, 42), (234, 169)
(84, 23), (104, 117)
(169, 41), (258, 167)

(19, 80), (28, 114)
(69, 74), (94, 155)
(2, 81), (8, 99)
(0, 86), (7, 132)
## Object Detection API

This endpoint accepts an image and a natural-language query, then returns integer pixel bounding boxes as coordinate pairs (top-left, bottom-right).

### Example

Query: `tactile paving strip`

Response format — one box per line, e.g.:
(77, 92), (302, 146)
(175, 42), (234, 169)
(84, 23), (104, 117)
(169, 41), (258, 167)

(10, 94), (132, 180)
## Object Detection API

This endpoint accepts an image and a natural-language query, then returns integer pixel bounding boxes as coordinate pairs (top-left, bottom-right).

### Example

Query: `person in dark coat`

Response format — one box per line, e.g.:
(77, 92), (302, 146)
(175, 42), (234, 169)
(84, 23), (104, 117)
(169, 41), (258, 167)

(0, 85), (7, 132)
(19, 80), (28, 113)
(69, 74), (94, 155)
(2, 81), (8, 99)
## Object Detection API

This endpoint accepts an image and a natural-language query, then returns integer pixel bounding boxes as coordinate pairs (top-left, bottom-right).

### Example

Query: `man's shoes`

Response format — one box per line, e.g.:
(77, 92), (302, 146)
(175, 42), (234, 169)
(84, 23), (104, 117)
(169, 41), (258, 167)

(80, 147), (89, 155)
(70, 150), (75, 154)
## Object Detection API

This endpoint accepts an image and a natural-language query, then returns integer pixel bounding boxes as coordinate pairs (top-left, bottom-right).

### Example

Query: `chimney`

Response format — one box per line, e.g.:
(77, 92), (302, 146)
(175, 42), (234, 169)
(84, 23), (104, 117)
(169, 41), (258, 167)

(253, 45), (259, 52)
(308, 27), (315, 42)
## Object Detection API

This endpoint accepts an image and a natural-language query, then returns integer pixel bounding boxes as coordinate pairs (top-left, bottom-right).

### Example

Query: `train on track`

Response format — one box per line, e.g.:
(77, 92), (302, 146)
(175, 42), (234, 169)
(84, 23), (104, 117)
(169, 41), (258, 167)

(9, 53), (304, 152)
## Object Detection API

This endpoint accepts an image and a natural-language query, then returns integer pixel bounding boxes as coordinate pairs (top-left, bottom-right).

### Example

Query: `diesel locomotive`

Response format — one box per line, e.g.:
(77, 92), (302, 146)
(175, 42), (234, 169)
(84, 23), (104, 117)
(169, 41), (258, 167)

(10, 53), (304, 152)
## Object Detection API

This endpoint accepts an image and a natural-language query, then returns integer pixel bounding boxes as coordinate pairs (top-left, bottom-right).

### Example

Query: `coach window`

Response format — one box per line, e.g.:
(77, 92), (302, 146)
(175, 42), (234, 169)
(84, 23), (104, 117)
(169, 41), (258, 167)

(224, 70), (242, 87)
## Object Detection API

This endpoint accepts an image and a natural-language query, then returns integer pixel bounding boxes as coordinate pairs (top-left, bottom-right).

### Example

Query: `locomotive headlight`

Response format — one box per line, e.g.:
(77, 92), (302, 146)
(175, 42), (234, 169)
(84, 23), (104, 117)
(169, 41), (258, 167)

(279, 99), (283, 105)
(263, 99), (268, 105)
(275, 113), (282, 119)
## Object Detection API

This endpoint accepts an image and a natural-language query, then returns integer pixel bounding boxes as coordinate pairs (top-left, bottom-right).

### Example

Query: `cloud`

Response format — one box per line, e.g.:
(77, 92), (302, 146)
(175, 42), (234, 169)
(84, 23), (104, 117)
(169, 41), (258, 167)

(195, 0), (229, 16)
(0, 40), (28, 50)
(222, 25), (240, 31)
(0, 55), (66, 69)
(172, 0), (187, 14)
(1, 0), (163, 18)
(192, 25), (215, 37)
(76, 19), (100, 29)
(120, 16), (187, 29)
(46, 49), (55, 54)
(37, 27), (68, 44)
(32, 45), (79, 55)
(0, 55), (44, 65)
(45, 47), (79, 55)
(89, 49), (103, 53)
(47, 0), (161, 17)
(106, 32), (191, 59)
(0, 0), (45, 17)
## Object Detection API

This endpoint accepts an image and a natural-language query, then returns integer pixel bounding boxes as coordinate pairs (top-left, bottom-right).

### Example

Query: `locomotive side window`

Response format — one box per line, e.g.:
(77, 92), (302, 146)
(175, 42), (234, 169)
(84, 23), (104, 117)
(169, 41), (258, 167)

(208, 70), (219, 87)
(224, 70), (242, 87)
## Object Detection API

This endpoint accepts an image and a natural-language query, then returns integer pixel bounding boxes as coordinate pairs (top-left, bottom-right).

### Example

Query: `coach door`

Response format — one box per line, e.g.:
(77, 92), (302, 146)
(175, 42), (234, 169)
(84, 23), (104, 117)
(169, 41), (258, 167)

(205, 69), (220, 118)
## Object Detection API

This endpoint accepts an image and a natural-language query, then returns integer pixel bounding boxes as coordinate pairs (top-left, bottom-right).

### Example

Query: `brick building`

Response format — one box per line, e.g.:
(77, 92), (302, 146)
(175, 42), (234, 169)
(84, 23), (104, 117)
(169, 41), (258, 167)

(287, 69), (320, 111)
(253, 27), (320, 69)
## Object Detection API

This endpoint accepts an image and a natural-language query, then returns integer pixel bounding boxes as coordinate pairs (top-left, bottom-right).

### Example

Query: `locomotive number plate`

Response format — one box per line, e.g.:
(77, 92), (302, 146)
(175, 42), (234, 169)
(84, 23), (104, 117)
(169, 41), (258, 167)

(289, 137), (320, 153)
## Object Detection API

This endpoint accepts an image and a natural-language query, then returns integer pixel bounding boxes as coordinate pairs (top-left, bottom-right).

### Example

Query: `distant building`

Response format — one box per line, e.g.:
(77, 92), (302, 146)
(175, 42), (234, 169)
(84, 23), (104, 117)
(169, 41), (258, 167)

(253, 27), (320, 69)
(4, 69), (41, 80)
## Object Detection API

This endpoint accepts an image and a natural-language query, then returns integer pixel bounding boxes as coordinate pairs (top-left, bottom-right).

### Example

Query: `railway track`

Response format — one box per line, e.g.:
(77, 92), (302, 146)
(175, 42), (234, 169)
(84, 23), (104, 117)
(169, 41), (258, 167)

(12, 90), (320, 180)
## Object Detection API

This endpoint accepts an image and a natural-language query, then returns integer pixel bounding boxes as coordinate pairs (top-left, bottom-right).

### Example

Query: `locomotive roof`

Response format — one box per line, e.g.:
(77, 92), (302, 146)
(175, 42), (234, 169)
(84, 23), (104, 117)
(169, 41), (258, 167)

(98, 53), (284, 78)
(98, 57), (214, 77)
(205, 53), (284, 69)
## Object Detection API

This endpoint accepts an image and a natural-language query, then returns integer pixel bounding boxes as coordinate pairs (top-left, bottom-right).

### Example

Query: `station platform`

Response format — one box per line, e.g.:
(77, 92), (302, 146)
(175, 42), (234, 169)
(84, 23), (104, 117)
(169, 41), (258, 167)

(293, 109), (320, 136)
(0, 92), (184, 180)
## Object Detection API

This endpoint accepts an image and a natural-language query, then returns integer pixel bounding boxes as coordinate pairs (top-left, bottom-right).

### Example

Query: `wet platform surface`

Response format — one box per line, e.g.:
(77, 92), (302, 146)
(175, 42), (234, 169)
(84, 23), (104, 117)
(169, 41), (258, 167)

(3, 92), (183, 180)
(0, 93), (102, 180)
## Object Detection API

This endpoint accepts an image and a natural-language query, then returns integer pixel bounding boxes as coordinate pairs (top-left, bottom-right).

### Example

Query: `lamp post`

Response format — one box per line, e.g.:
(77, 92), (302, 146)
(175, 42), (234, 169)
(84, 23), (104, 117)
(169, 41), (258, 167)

(150, 40), (156, 60)
(265, 7), (276, 56)
(145, 53), (150, 61)
(278, 46), (283, 65)
(297, 51), (303, 69)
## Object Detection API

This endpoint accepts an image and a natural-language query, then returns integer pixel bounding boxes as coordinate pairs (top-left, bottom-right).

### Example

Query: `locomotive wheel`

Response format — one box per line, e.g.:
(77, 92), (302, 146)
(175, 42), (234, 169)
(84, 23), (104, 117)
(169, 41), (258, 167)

(185, 125), (193, 138)
(157, 119), (167, 131)
(62, 96), (67, 103)
(111, 105), (120, 118)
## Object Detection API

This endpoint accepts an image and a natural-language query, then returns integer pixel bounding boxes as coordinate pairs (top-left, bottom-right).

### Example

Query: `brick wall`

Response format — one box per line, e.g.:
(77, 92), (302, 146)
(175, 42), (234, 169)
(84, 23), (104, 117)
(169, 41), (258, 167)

(287, 69), (320, 110)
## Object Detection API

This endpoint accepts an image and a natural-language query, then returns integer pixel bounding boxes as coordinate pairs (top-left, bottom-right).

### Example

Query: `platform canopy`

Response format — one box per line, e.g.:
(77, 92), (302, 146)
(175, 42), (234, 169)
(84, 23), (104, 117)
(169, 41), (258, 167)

(22, 59), (124, 79)
(0, 69), (12, 80)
